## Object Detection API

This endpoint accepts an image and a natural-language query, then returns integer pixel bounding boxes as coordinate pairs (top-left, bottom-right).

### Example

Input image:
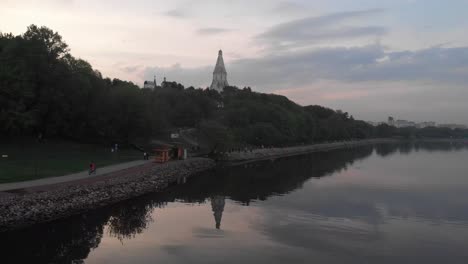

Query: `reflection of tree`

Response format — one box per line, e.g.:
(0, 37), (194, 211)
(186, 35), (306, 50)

(163, 145), (375, 205)
(0, 213), (107, 264)
(0, 197), (167, 264)
(414, 141), (467, 152)
(107, 204), (154, 241)
(375, 141), (468, 157)
(104, 199), (167, 241)
(161, 142), (468, 205)
(375, 144), (398, 157)
(398, 142), (413, 154)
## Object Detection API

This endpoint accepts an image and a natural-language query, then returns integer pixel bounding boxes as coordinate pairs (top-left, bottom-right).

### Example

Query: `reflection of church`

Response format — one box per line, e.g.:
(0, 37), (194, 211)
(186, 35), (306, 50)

(211, 196), (225, 229)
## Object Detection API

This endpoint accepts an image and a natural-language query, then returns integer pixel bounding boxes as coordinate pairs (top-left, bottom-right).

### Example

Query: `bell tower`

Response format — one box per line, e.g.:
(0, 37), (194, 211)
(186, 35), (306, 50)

(210, 50), (229, 92)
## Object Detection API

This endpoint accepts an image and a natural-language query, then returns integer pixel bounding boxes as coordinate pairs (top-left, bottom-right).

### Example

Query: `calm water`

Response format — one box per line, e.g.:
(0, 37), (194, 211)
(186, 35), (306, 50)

(2, 142), (468, 263)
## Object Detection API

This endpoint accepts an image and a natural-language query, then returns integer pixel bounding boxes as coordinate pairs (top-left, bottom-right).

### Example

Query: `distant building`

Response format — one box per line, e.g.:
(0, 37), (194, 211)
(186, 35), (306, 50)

(367, 121), (385, 126)
(378, 117), (467, 129)
(143, 75), (157, 89)
(388, 116), (395, 126)
(395, 120), (416, 128)
(210, 50), (229, 92)
(161, 77), (167, 88)
(417, 122), (436, 128)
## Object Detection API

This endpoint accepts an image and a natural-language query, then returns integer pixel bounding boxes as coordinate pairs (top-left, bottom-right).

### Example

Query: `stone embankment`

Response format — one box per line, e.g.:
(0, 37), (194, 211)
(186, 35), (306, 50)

(0, 158), (215, 232)
(224, 138), (398, 164)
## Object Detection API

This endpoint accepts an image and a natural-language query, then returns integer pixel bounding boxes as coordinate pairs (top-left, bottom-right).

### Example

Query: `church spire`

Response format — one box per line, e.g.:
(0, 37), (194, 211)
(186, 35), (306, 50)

(213, 50), (227, 74)
(210, 50), (229, 91)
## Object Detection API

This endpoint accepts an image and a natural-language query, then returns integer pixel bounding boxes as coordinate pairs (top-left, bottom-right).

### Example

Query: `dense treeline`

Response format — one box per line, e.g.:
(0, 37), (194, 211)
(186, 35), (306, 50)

(218, 87), (375, 148)
(0, 25), (218, 142)
(1, 25), (467, 149)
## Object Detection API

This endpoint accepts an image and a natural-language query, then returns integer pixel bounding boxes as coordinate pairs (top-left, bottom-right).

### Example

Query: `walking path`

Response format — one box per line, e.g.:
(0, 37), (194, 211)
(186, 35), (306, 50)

(0, 159), (152, 192)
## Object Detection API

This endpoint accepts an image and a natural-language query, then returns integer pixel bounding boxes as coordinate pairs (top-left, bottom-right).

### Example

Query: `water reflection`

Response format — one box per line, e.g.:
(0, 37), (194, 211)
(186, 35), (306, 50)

(211, 196), (225, 229)
(107, 203), (156, 241)
(1, 142), (468, 263)
(375, 140), (467, 157)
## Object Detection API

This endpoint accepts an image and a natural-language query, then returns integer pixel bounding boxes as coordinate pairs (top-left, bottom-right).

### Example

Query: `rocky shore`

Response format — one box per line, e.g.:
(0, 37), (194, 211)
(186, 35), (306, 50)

(224, 138), (399, 164)
(0, 158), (215, 232)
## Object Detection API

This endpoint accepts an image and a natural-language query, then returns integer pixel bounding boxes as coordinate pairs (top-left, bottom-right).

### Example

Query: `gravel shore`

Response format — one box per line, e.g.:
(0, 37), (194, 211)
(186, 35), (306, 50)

(0, 158), (215, 232)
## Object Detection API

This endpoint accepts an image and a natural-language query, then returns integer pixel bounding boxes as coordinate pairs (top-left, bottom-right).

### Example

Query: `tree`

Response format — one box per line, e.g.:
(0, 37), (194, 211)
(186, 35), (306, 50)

(23, 25), (69, 60)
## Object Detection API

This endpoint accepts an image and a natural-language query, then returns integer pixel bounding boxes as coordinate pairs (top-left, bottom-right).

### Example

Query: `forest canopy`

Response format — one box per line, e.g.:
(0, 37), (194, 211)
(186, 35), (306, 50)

(1, 25), (467, 148)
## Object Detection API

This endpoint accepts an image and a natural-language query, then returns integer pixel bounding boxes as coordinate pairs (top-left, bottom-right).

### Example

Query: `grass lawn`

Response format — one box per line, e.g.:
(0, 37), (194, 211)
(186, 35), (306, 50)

(0, 139), (142, 184)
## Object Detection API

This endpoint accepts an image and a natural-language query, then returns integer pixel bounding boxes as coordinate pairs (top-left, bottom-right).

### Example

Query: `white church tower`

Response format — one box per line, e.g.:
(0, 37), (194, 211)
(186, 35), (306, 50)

(210, 50), (229, 92)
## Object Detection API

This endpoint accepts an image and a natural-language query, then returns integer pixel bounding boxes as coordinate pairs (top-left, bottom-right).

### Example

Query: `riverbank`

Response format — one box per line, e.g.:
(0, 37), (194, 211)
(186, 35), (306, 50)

(0, 158), (215, 232)
(223, 138), (400, 165)
(2, 137), (466, 232)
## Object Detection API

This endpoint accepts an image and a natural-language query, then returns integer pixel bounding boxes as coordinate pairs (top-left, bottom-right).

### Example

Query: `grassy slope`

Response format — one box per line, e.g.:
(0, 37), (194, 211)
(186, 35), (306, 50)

(0, 139), (141, 183)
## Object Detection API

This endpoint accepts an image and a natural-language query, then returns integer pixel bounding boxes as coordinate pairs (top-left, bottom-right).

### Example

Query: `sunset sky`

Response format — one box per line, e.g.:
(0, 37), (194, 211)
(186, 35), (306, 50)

(2, 0), (468, 124)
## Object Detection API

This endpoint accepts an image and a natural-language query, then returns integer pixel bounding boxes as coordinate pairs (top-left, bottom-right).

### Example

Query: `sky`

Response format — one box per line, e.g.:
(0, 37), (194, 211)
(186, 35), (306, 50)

(1, 0), (468, 124)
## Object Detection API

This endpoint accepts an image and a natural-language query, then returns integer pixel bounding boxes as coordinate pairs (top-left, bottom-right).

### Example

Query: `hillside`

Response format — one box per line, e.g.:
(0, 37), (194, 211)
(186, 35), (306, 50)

(1, 25), (467, 151)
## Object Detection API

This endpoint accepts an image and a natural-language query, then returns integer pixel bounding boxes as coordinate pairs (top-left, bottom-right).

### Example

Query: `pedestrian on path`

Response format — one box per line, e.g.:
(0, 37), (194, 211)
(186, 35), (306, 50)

(143, 152), (148, 160)
(89, 162), (96, 175)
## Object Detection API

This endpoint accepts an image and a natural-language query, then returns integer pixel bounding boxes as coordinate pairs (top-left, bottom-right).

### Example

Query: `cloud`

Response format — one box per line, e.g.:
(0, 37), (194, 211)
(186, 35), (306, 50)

(165, 8), (187, 18)
(0, 0), (74, 8)
(256, 9), (386, 49)
(141, 44), (468, 90)
(196, 27), (232, 35)
(232, 45), (468, 87)
(272, 1), (306, 14)
(121, 65), (142, 74)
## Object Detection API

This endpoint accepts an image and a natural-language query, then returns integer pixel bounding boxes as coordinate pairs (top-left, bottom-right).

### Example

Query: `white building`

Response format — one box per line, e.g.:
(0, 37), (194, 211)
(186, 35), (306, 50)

(417, 122), (436, 128)
(143, 76), (157, 89)
(395, 120), (416, 128)
(366, 121), (385, 126)
(210, 50), (229, 92)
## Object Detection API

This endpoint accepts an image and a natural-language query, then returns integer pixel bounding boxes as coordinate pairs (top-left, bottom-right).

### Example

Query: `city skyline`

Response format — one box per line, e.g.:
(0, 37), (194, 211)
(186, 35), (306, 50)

(2, 0), (468, 124)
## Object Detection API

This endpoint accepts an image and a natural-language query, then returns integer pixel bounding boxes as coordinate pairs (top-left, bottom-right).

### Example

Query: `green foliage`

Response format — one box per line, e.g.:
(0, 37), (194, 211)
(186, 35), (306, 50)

(199, 120), (234, 153)
(0, 25), (217, 142)
(219, 87), (378, 146)
(2, 25), (467, 148)
(375, 124), (397, 138)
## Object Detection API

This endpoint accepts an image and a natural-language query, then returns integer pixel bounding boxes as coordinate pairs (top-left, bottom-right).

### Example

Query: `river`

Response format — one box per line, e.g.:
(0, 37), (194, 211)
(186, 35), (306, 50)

(1, 142), (468, 263)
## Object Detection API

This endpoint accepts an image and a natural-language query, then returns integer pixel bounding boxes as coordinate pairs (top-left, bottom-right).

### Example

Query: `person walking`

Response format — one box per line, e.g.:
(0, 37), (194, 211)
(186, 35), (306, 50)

(89, 162), (96, 175)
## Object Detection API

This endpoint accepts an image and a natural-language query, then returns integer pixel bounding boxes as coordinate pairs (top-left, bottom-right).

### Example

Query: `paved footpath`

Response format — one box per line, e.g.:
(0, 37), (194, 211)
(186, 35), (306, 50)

(0, 160), (153, 192)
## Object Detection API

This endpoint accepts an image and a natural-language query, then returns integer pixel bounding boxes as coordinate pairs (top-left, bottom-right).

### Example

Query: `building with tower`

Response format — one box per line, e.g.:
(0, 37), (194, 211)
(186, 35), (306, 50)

(161, 77), (167, 88)
(210, 50), (229, 92)
(143, 75), (157, 89)
(388, 116), (395, 126)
